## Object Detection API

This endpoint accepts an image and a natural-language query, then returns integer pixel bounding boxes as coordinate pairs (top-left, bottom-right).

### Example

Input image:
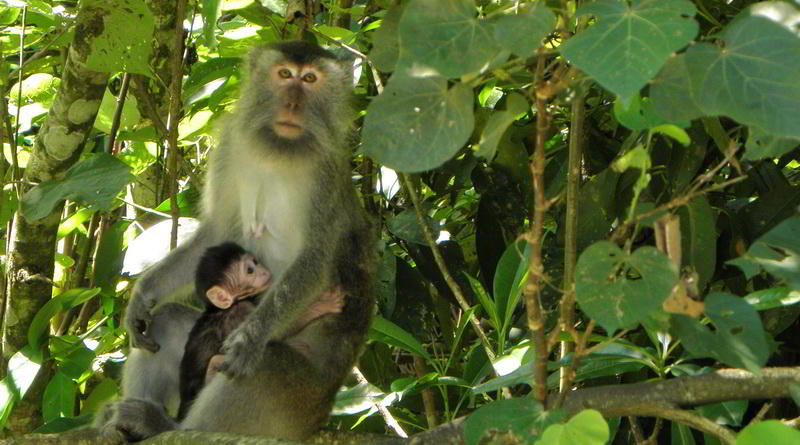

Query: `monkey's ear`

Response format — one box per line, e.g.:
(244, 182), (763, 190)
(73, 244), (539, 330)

(207, 286), (233, 309)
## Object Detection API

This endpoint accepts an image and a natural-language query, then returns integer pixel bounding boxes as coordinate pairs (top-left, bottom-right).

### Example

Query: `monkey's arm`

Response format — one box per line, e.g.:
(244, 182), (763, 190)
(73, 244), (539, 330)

(127, 223), (223, 352)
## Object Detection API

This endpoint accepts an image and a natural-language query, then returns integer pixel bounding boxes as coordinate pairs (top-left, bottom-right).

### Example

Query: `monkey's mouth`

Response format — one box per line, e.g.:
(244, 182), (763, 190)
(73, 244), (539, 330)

(273, 121), (305, 138)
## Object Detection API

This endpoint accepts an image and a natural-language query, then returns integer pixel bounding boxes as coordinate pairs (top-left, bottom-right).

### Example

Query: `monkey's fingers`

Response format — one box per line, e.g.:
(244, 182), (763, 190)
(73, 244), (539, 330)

(129, 329), (160, 353)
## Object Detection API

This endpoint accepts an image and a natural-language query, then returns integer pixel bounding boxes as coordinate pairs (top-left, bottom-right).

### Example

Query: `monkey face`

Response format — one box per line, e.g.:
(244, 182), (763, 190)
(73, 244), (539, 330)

(269, 63), (328, 139)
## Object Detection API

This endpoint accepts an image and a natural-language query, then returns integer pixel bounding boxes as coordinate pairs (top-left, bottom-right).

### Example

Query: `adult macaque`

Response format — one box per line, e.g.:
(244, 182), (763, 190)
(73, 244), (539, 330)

(178, 242), (345, 419)
(100, 40), (375, 441)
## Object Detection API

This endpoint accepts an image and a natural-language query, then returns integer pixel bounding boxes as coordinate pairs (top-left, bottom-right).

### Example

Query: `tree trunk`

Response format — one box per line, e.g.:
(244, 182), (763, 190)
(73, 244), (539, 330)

(1, 1), (110, 434)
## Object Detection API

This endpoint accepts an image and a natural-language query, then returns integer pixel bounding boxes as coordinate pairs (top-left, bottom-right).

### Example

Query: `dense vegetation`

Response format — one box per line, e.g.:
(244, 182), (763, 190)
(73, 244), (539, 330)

(0, 0), (799, 444)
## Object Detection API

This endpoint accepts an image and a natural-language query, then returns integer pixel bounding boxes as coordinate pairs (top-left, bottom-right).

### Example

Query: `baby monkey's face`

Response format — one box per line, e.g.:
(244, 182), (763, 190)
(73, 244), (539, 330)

(206, 253), (271, 309)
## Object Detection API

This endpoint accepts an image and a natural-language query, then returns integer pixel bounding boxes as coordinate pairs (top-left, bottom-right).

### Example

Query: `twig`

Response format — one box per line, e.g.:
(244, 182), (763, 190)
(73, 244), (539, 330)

(554, 320), (595, 409)
(166, 0), (188, 249)
(637, 406), (736, 444)
(107, 73), (131, 152)
(645, 418), (664, 444)
(628, 416), (646, 443)
(413, 355), (437, 428)
(631, 176), (746, 225)
(11, 6), (27, 201)
(352, 367), (408, 438)
(560, 87), (585, 393)
(399, 173), (495, 361)
(524, 49), (551, 407)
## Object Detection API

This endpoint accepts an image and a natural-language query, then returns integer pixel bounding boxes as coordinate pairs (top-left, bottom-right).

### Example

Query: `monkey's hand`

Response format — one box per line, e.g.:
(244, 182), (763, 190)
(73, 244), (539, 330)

(124, 292), (160, 352)
(219, 322), (263, 378)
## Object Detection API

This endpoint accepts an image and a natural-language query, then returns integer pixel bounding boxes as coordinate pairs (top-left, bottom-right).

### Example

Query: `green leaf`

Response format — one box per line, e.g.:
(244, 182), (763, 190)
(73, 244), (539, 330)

(369, 315), (432, 361)
(0, 347), (42, 428)
(695, 400), (747, 427)
(560, 0), (698, 102)
(369, 4), (404, 72)
(745, 127), (800, 161)
(736, 421), (800, 445)
(488, 3), (556, 58)
(463, 398), (561, 445)
(576, 242), (678, 333)
(94, 87), (140, 133)
(684, 7), (800, 140)
(386, 208), (440, 245)
(21, 154), (134, 221)
(82, 378), (118, 414)
(728, 216), (800, 289)
(493, 239), (531, 337)
(56, 343), (96, 380)
(677, 196), (716, 290)
(672, 293), (769, 372)
(397, 0), (500, 78)
(574, 168), (619, 251)
(84, 0), (154, 76)
(32, 414), (93, 434)
(362, 74), (474, 172)
(475, 92), (528, 160)
(466, 273), (498, 331)
(612, 145), (651, 221)
(650, 54), (705, 123)
(42, 372), (76, 422)
(613, 93), (670, 130)
(331, 382), (382, 415)
(537, 409), (609, 445)
(183, 57), (242, 99)
(745, 288), (800, 311)
(27, 288), (101, 350)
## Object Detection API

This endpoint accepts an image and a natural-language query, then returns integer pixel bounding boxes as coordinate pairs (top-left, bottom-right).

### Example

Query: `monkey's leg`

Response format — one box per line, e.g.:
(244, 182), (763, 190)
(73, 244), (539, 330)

(182, 326), (355, 440)
(120, 303), (201, 416)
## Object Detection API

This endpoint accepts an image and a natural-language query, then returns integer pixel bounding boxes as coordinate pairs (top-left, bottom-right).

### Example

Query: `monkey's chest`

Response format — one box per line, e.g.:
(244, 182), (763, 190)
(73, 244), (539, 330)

(235, 164), (311, 270)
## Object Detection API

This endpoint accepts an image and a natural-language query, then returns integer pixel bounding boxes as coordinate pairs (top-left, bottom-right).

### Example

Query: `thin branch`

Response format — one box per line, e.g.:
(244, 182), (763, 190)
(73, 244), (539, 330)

(353, 367), (408, 438)
(11, 6), (27, 201)
(399, 173), (495, 361)
(524, 49), (551, 406)
(107, 73), (131, 152)
(636, 406), (735, 444)
(166, 0), (187, 249)
(560, 88), (585, 393)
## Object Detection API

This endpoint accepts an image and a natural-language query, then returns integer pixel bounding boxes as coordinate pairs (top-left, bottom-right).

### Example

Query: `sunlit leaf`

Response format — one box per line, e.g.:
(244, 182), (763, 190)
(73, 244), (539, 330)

(84, 0), (154, 76)
(21, 154), (134, 221)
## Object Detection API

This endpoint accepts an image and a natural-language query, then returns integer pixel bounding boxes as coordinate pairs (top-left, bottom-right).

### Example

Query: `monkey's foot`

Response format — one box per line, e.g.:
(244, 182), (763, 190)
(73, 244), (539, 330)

(99, 398), (177, 442)
(219, 325), (262, 377)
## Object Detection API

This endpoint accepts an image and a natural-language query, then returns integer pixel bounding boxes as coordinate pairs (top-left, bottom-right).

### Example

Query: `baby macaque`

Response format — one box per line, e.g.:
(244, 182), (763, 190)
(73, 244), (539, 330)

(177, 242), (345, 419)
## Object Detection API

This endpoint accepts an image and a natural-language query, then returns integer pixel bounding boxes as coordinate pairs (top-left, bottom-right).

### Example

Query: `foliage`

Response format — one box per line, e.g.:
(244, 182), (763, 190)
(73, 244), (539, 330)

(1, 0), (800, 443)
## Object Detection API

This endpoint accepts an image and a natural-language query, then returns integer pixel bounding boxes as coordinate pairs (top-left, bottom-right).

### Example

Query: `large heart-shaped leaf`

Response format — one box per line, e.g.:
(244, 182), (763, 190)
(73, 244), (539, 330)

(361, 74), (474, 172)
(560, 0), (698, 102)
(397, 0), (500, 78)
(684, 9), (800, 141)
(576, 241), (678, 333)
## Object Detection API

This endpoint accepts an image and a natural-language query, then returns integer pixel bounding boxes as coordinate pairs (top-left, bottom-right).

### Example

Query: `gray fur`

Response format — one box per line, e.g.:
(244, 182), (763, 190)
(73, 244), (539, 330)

(99, 41), (375, 441)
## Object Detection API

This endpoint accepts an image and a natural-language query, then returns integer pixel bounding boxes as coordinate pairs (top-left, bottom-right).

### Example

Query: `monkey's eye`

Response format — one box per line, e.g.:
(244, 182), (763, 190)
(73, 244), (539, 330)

(247, 266), (255, 274)
(302, 72), (317, 83)
(278, 68), (292, 79)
